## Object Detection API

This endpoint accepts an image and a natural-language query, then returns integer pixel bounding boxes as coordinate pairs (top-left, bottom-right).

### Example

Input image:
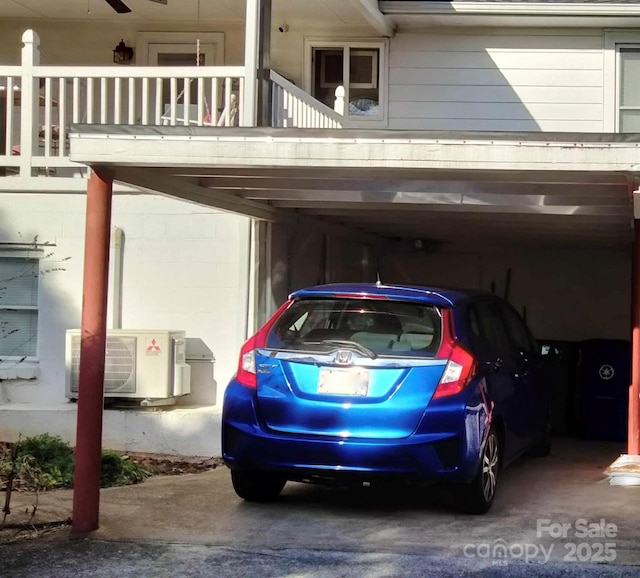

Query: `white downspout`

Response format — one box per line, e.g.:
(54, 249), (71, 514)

(111, 226), (124, 329)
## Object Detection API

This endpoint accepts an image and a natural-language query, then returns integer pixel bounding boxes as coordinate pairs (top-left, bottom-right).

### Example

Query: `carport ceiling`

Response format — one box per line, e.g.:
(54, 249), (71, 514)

(70, 127), (638, 248)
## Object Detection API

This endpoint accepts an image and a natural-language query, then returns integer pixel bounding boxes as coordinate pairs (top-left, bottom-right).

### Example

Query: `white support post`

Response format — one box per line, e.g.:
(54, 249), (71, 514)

(243, 0), (260, 127)
(19, 30), (40, 177)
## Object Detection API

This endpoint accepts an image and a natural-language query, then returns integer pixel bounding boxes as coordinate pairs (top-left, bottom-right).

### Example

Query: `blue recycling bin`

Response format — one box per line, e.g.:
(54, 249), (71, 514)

(578, 339), (630, 442)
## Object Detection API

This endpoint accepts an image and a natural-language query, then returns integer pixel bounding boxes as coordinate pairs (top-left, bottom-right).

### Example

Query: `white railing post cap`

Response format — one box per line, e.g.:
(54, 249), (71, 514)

(22, 29), (40, 45)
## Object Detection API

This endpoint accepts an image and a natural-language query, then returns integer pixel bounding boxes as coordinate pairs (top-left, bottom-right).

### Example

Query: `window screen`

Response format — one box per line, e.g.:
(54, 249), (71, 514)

(0, 256), (39, 358)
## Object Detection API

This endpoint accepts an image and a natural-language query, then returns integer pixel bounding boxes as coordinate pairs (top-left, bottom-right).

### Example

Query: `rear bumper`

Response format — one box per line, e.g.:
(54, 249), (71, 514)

(222, 382), (481, 483)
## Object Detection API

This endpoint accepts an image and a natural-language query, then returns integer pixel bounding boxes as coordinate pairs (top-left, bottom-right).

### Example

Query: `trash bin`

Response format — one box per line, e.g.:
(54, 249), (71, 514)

(578, 339), (629, 442)
(539, 340), (580, 437)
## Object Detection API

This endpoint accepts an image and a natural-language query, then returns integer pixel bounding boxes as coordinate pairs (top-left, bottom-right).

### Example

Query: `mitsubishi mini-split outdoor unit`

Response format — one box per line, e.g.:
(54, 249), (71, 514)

(65, 329), (191, 405)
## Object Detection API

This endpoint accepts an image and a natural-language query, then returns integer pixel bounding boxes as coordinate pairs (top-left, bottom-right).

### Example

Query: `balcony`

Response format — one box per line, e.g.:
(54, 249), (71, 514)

(0, 30), (348, 181)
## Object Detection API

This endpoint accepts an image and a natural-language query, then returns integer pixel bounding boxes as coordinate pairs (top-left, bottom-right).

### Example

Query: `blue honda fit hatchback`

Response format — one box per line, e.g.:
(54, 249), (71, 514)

(222, 283), (551, 514)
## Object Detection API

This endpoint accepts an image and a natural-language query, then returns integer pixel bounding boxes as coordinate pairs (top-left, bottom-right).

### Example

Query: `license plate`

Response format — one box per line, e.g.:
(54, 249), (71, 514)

(317, 367), (369, 396)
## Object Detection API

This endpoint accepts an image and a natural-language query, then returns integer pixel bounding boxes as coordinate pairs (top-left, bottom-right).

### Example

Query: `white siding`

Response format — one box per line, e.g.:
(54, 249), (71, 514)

(388, 30), (605, 132)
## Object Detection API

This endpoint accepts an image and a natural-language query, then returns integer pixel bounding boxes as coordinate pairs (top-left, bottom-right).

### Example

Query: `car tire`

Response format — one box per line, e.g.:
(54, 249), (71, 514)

(528, 413), (553, 457)
(230, 470), (286, 502)
(456, 428), (500, 515)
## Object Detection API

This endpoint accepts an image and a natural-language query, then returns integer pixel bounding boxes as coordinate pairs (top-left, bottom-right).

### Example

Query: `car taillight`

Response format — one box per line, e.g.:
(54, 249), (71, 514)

(433, 309), (477, 399)
(236, 299), (292, 389)
(236, 335), (258, 388)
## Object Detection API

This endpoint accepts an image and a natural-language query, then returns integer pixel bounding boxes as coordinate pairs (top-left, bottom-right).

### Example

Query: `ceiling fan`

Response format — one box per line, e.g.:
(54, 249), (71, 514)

(105, 0), (167, 14)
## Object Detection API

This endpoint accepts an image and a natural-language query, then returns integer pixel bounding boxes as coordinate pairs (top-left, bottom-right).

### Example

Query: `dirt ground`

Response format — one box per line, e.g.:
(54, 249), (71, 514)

(119, 453), (223, 476)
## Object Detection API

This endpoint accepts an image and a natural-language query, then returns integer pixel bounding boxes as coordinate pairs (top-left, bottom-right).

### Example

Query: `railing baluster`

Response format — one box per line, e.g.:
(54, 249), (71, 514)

(100, 77), (108, 124)
(141, 78), (149, 125)
(155, 77), (163, 125)
(211, 78), (219, 125)
(224, 77), (232, 126)
(197, 78), (204, 125)
(274, 85), (281, 128)
(183, 77), (191, 126)
(114, 77), (121, 124)
(169, 77), (177, 125)
(43, 77), (52, 156)
(86, 78), (94, 123)
(5, 76), (14, 156)
(128, 77), (135, 125)
(238, 77), (245, 127)
(58, 78), (66, 157)
(289, 94), (294, 127)
(72, 77), (80, 124)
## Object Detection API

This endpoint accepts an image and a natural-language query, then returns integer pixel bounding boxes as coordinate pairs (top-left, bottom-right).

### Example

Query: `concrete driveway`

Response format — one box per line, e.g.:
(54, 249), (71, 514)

(2, 439), (640, 576)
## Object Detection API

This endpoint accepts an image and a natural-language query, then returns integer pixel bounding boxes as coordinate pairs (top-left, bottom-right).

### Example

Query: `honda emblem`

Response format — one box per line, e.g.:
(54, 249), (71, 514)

(335, 350), (353, 365)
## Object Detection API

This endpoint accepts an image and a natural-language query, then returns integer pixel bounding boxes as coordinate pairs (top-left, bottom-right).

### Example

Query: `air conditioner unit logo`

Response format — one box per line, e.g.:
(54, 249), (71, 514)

(146, 338), (162, 356)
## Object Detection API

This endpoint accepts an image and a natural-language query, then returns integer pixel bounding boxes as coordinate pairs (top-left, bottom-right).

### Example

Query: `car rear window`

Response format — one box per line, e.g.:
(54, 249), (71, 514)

(266, 298), (442, 357)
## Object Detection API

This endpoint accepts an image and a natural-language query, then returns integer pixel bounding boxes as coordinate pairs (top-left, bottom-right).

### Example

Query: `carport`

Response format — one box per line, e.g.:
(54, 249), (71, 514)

(67, 126), (640, 530)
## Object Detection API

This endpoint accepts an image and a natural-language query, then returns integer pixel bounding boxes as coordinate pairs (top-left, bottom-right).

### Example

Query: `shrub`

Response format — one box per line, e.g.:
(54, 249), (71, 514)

(100, 450), (151, 488)
(1, 436), (150, 490)
(16, 434), (74, 489)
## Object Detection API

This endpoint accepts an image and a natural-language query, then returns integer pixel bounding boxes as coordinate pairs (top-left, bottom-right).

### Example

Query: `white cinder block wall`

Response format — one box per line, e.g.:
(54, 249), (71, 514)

(0, 193), (250, 407)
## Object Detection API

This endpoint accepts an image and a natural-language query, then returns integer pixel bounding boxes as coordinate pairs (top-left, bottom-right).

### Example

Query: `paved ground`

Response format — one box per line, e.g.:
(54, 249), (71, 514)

(2, 439), (640, 576)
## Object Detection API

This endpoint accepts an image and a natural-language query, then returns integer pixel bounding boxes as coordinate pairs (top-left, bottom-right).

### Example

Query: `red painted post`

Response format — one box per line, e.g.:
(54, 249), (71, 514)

(630, 219), (640, 455)
(72, 167), (114, 533)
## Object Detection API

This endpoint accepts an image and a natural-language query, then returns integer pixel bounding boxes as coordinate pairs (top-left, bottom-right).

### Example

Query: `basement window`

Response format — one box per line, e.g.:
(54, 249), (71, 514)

(0, 252), (39, 361)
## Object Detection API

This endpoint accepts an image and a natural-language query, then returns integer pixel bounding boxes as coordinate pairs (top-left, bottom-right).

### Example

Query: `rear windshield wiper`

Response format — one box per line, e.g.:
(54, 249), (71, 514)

(302, 339), (377, 360)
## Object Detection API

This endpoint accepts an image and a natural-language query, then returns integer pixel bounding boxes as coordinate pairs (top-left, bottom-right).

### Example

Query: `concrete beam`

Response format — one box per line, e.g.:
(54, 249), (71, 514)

(70, 130), (640, 174)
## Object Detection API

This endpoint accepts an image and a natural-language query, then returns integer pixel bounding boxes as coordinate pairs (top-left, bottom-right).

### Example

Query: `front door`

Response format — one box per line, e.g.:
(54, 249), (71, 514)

(136, 32), (224, 122)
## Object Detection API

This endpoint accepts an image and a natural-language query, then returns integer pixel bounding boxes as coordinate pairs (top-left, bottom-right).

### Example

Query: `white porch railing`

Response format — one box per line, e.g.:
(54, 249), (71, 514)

(270, 70), (352, 129)
(0, 31), (350, 179)
(0, 30), (244, 177)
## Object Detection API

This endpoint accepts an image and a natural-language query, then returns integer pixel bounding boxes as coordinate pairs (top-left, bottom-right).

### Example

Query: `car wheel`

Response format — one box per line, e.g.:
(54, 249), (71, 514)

(456, 428), (500, 515)
(230, 470), (286, 502)
(528, 413), (553, 457)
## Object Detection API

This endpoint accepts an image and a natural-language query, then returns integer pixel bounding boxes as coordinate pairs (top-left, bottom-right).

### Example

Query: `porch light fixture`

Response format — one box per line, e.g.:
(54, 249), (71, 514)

(113, 39), (134, 65)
